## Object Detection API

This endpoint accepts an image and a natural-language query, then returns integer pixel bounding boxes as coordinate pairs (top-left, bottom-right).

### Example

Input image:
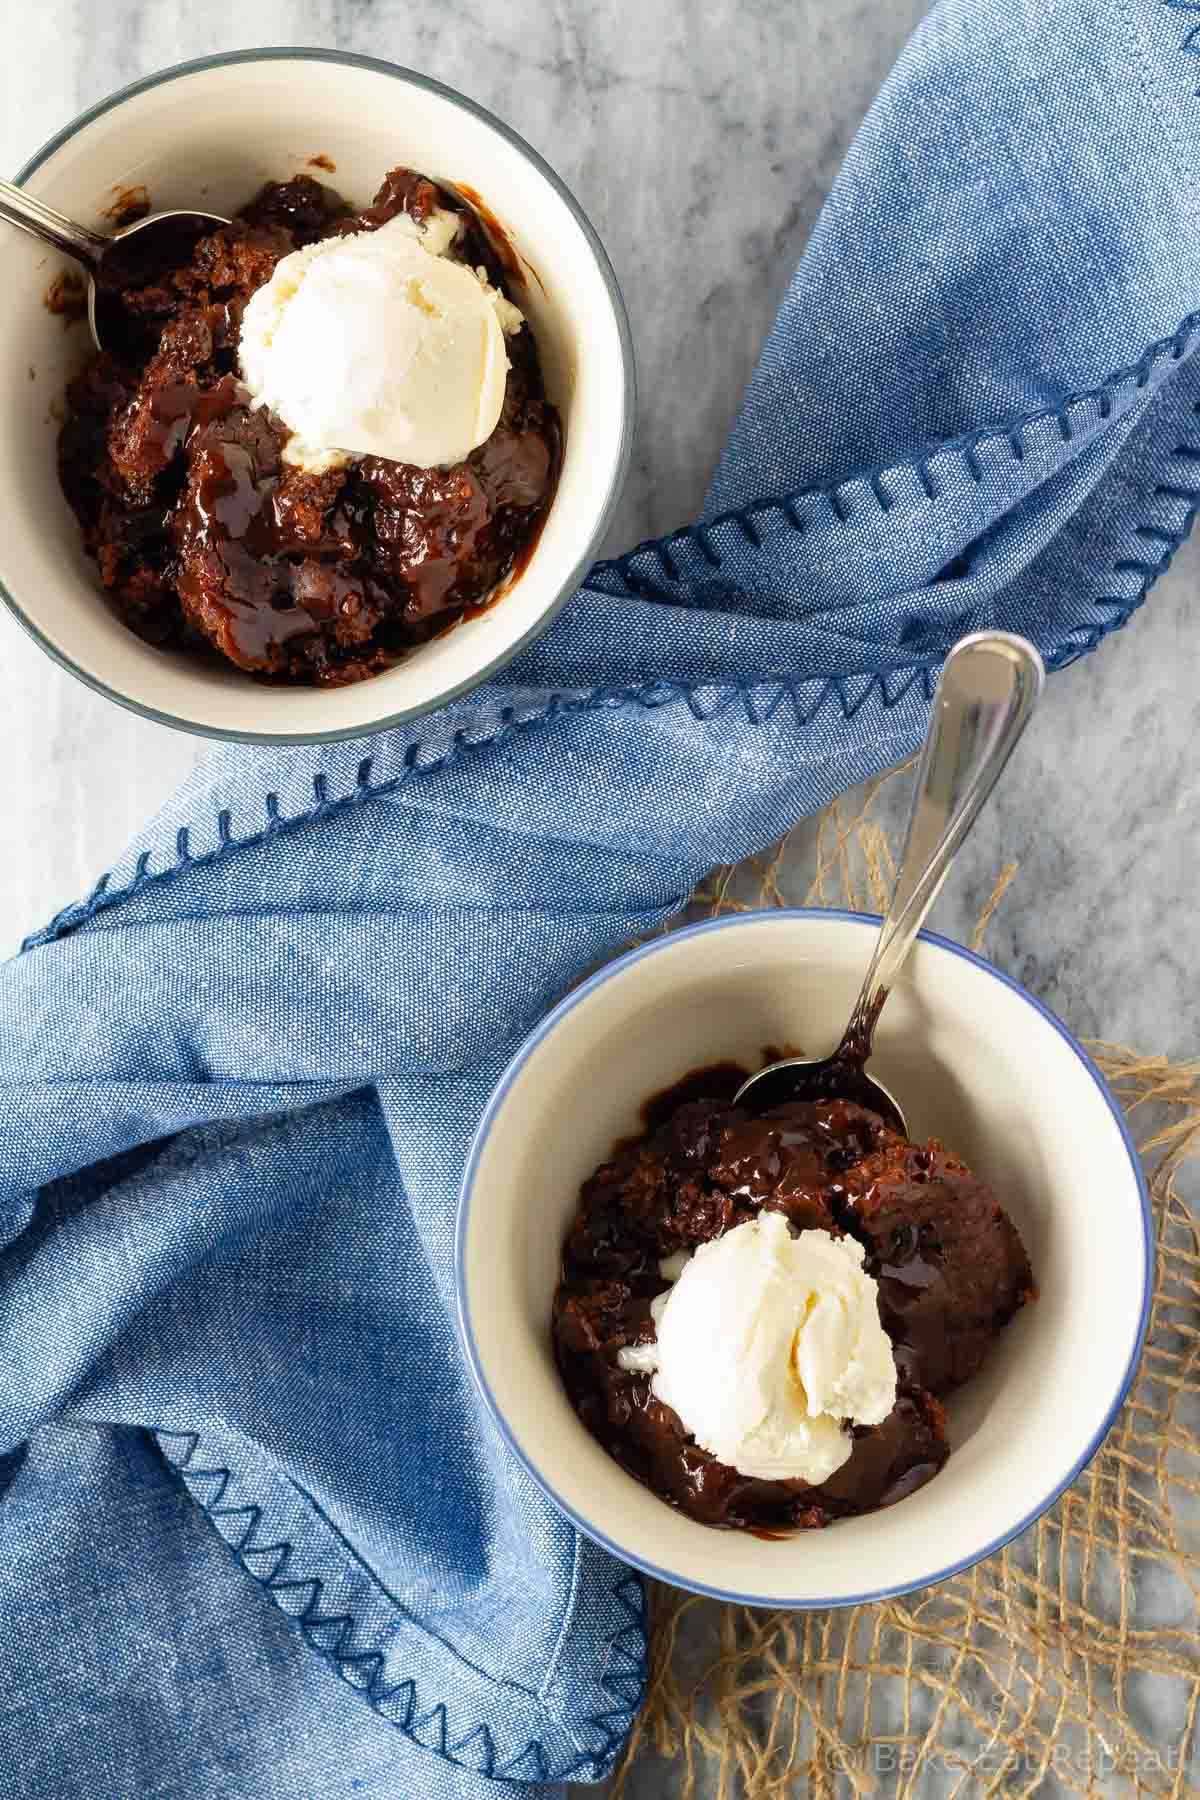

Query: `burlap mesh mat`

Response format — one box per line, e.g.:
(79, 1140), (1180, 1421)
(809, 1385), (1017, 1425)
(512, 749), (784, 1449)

(611, 768), (1200, 1797)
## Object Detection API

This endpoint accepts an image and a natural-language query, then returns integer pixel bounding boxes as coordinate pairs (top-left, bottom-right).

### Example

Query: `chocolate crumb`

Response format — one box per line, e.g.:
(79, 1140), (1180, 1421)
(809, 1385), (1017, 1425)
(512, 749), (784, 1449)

(44, 271), (86, 326)
(102, 184), (152, 229)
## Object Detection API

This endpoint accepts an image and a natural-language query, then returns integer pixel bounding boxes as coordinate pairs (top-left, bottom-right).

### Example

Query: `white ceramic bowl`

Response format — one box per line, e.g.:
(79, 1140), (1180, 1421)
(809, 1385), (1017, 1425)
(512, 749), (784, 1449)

(0, 50), (634, 742)
(458, 909), (1151, 1607)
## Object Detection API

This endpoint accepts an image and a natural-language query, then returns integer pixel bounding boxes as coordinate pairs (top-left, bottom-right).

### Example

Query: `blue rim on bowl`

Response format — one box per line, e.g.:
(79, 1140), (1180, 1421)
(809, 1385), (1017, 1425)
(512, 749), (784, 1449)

(3, 48), (636, 745)
(456, 907), (1153, 1609)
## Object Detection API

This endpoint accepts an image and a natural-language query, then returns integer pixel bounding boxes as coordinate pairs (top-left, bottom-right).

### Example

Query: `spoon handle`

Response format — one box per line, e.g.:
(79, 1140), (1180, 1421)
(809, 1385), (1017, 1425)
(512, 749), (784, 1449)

(0, 177), (108, 269)
(839, 631), (1044, 1056)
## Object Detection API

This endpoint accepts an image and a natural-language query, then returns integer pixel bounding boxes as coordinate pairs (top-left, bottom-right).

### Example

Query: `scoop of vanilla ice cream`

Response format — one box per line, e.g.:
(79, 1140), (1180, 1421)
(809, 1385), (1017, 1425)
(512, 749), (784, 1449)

(239, 210), (524, 471)
(618, 1215), (897, 1485)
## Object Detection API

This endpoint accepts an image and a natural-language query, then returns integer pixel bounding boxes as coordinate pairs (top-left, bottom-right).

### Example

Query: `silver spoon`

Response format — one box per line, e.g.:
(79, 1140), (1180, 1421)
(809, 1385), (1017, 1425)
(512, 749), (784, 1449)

(0, 177), (229, 351)
(734, 630), (1045, 1130)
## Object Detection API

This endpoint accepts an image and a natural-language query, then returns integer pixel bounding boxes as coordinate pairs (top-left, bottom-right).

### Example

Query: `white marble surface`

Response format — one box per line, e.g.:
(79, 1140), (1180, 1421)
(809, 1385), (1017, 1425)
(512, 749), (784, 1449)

(1, 4), (1197, 1793)
(2, 0), (1195, 1038)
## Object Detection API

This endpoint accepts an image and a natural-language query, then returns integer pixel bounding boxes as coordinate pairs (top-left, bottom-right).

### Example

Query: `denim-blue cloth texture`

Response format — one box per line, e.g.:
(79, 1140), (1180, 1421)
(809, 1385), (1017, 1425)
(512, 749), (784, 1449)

(2, 2), (1198, 1794)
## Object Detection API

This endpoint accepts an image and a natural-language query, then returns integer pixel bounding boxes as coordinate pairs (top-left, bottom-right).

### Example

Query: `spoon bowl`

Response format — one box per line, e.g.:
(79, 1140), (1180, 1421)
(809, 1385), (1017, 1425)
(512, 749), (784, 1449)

(88, 209), (230, 350)
(734, 1052), (909, 1131)
(0, 176), (227, 350)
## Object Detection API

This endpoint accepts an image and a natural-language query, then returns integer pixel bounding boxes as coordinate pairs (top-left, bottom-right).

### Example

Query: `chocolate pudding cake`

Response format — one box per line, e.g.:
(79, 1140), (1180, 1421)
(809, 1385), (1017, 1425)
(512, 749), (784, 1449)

(554, 1065), (1033, 1532)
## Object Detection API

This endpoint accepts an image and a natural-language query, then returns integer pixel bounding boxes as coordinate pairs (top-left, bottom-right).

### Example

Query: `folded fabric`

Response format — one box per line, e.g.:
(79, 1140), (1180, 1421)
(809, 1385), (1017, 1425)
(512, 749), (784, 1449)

(3, 2), (1199, 1794)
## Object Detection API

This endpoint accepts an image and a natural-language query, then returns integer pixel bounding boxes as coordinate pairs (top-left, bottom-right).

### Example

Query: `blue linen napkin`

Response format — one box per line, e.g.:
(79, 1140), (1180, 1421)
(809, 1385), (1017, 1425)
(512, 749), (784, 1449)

(2, 2), (1199, 1794)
